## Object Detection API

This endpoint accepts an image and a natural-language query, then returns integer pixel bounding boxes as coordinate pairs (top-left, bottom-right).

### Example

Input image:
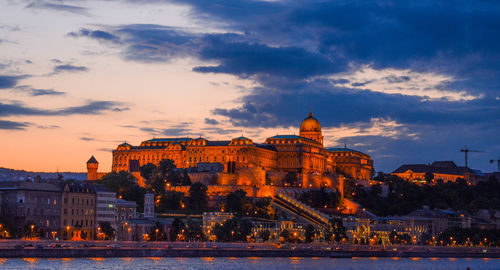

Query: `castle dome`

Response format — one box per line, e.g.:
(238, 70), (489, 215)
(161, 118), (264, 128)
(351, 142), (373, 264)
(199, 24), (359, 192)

(300, 112), (321, 133)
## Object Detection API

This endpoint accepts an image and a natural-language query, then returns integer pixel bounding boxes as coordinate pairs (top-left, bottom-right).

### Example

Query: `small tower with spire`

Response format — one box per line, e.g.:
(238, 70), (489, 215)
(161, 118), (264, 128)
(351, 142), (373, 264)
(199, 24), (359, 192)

(87, 155), (99, 181)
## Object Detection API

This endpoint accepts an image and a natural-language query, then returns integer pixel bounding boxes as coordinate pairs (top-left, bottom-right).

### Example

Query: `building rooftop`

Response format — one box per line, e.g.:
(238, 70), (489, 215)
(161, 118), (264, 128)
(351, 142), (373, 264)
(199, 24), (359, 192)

(87, 155), (98, 164)
(146, 138), (192, 142)
(392, 161), (479, 176)
(0, 181), (61, 192)
(326, 147), (367, 155)
(116, 199), (137, 207)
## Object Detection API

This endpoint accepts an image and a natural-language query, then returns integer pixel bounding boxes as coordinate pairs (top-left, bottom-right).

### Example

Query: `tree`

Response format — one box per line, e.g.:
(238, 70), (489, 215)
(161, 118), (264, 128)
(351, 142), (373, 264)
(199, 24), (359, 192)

(23, 223), (41, 239)
(329, 218), (347, 243)
(389, 230), (399, 244)
(98, 221), (115, 240)
(283, 171), (298, 186)
(182, 170), (192, 186)
(280, 229), (290, 243)
(159, 191), (184, 211)
(225, 190), (247, 216)
(101, 171), (147, 211)
(170, 218), (185, 241)
(424, 172), (434, 183)
(213, 217), (254, 242)
(259, 230), (271, 242)
(305, 224), (316, 243)
(140, 163), (157, 181)
(188, 182), (208, 211)
(185, 218), (205, 241)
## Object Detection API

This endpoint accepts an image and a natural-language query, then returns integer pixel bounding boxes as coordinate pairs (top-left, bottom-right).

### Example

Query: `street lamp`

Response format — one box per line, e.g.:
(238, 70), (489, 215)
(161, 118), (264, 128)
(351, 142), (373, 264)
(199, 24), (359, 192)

(66, 226), (70, 240)
(30, 225), (35, 240)
(155, 228), (159, 241)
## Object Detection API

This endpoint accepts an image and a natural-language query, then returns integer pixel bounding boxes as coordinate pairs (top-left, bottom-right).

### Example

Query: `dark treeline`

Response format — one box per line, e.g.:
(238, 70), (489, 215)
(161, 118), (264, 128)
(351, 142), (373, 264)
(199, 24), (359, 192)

(346, 174), (500, 216)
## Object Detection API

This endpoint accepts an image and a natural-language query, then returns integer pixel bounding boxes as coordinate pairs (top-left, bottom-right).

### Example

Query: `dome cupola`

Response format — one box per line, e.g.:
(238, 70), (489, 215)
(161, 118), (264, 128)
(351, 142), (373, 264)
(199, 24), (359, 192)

(300, 112), (322, 133)
(299, 112), (323, 145)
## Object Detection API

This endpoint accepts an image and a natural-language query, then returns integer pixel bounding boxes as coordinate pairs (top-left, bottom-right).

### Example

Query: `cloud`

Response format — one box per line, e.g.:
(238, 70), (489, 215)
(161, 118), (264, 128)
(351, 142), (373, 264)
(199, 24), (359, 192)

(13, 85), (65, 96)
(53, 64), (88, 74)
(73, 1), (500, 171)
(329, 66), (479, 101)
(36, 124), (60, 129)
(29, 88), (65, 96)
(204, 118), (219, 125)
(97, 148), (113, 152)
(25, 1), (89, 16)
(0, 119), (30, 130)
(201, 127), (241, 135)
(0, 75), (26, 89)
(68, 28), (120, 43)
(80, 137), (95, 141)
(0, 100), (128, 117)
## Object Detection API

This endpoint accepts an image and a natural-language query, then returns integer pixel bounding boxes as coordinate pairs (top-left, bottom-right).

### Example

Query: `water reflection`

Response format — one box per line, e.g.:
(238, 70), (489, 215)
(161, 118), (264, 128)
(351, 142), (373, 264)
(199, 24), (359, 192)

(0, 257), (497, 270)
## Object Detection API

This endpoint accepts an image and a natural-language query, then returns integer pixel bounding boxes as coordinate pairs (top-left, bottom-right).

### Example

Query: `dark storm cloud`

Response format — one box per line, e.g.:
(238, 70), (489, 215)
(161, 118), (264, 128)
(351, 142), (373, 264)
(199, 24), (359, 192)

(53, 64), (88, 73)
(212, 82), (500, 128)
(25, 1), (89, 15)
(193, 34), (341, 78)
(74, 1), (500, 171)
(68, 28), (120, 43)
(0, 119), (30, 130)
(0, 101), (128, 117)
(0, 75), (26, 89)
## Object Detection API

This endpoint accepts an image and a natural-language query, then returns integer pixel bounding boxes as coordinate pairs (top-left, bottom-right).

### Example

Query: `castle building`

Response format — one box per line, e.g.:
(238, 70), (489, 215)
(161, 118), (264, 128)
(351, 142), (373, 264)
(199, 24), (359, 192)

(90, 113), (373, 186)
(391, 161), (482, 185)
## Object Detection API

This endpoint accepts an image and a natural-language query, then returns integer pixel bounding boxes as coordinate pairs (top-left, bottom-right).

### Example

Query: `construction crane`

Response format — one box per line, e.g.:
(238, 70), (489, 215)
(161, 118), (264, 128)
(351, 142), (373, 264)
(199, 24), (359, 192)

(460, 146), (485, 168)
(491, 158), (500, 172)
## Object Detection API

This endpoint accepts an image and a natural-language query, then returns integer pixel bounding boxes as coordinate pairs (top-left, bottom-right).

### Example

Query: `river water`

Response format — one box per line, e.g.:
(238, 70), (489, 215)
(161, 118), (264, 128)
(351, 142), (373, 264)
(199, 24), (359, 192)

(0, 257), (497, 270)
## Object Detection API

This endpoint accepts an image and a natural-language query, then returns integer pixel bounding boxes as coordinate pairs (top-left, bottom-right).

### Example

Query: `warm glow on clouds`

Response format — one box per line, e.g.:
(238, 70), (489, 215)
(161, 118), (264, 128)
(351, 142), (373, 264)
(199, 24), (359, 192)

(329, 65), (480, 101)
(1, 0), (499, 173)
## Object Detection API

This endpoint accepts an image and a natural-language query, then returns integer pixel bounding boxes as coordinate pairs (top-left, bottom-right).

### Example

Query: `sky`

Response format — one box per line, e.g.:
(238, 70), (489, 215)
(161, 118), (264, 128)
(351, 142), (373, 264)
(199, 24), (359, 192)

(1, 0), (499, 173)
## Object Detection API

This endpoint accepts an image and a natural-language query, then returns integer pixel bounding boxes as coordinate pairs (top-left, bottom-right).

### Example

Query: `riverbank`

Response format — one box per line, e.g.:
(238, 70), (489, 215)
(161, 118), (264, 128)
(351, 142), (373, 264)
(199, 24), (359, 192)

(0, 247), (498, 258)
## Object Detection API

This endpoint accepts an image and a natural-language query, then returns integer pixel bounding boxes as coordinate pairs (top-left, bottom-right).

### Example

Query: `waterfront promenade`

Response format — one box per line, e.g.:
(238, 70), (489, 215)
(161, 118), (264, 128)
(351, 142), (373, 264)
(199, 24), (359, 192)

(0, 240), (498, 258)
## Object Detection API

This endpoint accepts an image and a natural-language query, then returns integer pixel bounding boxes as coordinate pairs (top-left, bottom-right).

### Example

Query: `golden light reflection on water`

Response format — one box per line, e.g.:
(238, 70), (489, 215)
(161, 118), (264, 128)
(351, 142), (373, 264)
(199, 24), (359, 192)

(228, 257), (238, 260)
(23, 258), (38, 264)
(411, 257), (420, 261)
(290, 257), (302, 264)
(176, 257), (187, 263)
(61, 258), (73, 262)
(202, 257), (215, 262)
(247, 257), (260, 264)
(448, 258), (457, 261)
(90, 257), (105, 262)
(121, 257), (133, 262)
(391, 257), (400, 260)
(369, 257), (378, 260)
(430, 257), (439, 261)
(0, 258), (6, 265)
(147, 257), (162, 263)
(311, 257), (320, 260)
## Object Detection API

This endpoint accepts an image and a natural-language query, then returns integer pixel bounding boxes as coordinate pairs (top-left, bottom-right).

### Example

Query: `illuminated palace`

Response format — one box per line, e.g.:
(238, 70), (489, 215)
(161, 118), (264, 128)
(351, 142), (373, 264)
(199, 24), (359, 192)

(89, 113), (373, 189)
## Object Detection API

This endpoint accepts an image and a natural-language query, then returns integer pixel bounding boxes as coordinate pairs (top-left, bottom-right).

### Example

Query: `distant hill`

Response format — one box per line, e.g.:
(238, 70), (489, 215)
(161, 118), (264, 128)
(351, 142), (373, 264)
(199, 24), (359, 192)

(0, 167), (87, 182)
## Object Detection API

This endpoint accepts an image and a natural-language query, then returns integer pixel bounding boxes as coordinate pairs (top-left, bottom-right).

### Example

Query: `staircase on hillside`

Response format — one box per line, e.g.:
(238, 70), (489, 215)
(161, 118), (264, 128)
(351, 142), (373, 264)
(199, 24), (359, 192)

(272, 192), (330, 229)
